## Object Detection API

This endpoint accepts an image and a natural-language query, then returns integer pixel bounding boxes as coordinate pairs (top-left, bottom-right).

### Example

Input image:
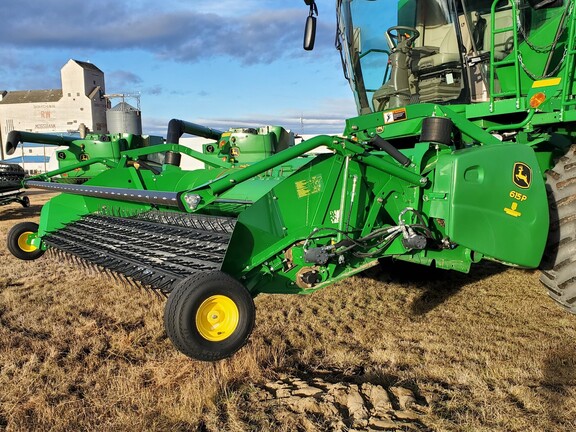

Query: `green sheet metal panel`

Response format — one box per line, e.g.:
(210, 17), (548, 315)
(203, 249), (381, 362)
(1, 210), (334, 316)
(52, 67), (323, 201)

(436, 144), (549, 267)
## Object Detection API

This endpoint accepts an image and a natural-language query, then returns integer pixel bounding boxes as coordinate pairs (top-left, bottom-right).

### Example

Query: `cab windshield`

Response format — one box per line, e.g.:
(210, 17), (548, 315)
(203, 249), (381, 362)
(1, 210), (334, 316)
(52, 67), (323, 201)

(337, 0), (393, 114)
(336, 0), (559, 114)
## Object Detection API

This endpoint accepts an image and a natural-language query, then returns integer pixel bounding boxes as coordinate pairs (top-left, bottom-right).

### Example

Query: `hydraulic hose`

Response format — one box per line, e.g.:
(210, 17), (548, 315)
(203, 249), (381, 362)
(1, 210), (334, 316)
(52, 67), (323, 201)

(370, 135), (412, 167)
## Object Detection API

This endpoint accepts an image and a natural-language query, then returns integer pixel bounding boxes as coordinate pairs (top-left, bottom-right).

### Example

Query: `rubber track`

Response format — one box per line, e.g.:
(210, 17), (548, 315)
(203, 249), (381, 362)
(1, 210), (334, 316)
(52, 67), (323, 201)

(540, 144), (576, 312)
(44, 211), (236, 293)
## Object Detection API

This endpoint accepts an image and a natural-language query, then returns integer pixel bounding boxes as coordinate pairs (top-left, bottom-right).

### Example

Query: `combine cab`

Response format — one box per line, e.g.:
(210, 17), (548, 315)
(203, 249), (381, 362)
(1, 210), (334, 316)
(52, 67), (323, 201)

(6, 0), (576, 361)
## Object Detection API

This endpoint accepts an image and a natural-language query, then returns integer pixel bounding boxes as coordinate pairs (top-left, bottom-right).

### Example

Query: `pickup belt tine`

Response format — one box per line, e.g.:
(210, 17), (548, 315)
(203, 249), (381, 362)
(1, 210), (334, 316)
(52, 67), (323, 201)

(147, 284), (162, 298)
(125, 276), (137, 289)
(109, 269), (121, 284)
(119, 273), (132, 290)
(42, 210), (236, 293)
(103, 268), (115, 283)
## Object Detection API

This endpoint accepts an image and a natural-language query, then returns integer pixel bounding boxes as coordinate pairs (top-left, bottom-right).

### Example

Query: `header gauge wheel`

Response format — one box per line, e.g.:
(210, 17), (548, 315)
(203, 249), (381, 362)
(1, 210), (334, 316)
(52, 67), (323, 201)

(164, 271), (255, 361)
(7, 222), (45, 261)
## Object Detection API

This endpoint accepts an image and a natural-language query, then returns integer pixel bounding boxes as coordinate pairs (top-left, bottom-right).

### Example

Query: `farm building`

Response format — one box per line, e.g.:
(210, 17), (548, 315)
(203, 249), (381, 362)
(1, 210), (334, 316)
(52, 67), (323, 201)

(0, 59), (107, 160)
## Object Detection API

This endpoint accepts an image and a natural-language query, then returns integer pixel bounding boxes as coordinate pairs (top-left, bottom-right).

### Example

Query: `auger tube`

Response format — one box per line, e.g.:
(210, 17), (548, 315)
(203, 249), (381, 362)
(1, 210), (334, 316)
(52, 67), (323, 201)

(166, 119), (224, 144)
(5, 131), (78, 156)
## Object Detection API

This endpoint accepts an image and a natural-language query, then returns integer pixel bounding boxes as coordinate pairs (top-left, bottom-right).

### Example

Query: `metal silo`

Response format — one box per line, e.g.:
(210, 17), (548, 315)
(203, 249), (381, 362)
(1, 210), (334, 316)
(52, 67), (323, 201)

(105, 94), (142, 135)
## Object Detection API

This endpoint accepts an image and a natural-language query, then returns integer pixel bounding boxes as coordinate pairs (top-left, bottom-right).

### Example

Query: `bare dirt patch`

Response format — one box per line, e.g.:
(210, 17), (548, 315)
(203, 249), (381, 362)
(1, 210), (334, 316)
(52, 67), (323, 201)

(0, 190), (575, 431)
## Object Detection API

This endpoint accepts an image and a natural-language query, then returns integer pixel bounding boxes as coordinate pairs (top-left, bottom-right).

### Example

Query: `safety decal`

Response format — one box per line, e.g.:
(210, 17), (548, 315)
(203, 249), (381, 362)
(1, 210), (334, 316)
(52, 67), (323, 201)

(330, 209), (341, 224)
(532, 77), (561, 88)
(383, 108), (407, 124)
(504, 202), (522, 218)
(512, 162), (531, 189)
(295, 175), (323, 198)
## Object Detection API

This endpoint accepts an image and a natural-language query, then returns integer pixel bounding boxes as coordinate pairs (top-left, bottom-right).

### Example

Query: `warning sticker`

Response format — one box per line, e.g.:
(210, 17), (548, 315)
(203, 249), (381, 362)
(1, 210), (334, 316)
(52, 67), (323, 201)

(504, 202), (522, 218)
(383, 108), (407, 124)
(295, 175), (323, 198)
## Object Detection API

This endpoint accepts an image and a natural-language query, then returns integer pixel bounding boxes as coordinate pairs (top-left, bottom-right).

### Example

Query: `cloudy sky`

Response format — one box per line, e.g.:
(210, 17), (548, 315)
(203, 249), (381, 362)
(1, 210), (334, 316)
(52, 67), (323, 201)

(0, 0), (377, 136)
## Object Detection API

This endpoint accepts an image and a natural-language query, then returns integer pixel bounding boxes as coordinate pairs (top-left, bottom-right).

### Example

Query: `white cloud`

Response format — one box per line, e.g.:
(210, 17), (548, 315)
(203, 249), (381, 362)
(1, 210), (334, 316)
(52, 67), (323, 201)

(0, 1), (335, 65)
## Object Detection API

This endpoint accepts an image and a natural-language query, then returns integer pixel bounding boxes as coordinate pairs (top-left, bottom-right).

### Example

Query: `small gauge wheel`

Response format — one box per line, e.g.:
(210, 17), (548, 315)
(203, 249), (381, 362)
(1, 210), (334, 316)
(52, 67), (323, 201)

(164, 271), (255, 361)
(7, 222), (45, 260)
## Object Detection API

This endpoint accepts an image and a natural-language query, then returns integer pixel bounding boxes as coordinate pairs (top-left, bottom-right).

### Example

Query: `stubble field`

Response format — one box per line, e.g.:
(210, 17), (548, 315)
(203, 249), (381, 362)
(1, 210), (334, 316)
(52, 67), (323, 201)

(0, 190), (575, 431)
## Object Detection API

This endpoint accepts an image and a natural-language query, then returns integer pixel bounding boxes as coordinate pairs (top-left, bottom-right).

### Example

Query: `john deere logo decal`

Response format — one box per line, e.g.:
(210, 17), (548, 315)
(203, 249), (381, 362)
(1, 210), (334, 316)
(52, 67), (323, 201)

(513, 162), (532, 189)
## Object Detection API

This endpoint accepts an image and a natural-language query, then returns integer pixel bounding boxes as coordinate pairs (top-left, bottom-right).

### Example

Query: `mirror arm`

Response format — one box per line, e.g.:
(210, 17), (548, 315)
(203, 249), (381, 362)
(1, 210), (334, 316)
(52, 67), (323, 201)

(304, 0), (318, 16)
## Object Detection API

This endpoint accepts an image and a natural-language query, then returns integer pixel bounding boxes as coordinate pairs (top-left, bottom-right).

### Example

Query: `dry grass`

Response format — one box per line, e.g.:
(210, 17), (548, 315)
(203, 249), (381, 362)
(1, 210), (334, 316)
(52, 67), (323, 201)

(0, 190), (575, 431)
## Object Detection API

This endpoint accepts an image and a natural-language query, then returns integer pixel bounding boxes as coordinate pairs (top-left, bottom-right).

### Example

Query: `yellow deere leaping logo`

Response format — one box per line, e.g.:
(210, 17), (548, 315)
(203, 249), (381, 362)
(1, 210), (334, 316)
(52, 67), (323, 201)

(513, 163), (531, 189)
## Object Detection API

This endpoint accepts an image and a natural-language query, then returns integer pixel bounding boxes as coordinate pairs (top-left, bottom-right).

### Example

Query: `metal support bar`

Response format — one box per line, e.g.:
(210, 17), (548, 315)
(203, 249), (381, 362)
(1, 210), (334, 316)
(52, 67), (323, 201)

(358, 154), (426, 186)
(26, 157), (115, 182)
(437, 107), (502, 145)
(337, 156), (351, 241)
(486, 109), (535, 133)
(121, 143), (231, 169)
(207, 135), (334, 195)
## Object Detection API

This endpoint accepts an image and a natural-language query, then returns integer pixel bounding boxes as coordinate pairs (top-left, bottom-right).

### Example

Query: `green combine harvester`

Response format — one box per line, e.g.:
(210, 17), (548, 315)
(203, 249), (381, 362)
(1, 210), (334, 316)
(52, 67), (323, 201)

(6, 0), (576, 361)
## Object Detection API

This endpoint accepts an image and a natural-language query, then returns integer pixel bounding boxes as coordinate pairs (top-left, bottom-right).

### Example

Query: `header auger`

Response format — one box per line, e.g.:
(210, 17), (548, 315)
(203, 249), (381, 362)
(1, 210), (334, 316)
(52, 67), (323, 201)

(6, 0), (576, 360)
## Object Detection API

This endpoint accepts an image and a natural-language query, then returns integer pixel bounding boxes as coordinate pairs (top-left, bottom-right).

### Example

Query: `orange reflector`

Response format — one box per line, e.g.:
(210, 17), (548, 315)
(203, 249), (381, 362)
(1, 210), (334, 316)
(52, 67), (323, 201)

(529, 92), (546, 108)
(219, 141), (226, 147)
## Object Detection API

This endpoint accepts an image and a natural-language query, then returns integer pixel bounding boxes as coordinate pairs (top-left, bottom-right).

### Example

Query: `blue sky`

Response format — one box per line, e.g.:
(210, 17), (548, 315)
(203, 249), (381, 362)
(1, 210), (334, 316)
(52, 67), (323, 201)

(0, 0), (381, 136)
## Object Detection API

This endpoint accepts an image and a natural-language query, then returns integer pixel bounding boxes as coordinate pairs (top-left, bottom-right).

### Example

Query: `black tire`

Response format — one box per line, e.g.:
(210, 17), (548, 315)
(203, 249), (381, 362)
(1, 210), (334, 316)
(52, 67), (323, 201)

(540, 144), (576, 312)
(20, 196), (30, 208)
(164, 271), (255, 361)
(7, 222), (45, 261)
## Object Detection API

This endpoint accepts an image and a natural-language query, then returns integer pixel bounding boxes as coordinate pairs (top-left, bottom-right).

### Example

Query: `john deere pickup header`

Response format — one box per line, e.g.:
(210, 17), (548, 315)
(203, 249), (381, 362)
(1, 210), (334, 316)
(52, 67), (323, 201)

(6, 0), (576, 361)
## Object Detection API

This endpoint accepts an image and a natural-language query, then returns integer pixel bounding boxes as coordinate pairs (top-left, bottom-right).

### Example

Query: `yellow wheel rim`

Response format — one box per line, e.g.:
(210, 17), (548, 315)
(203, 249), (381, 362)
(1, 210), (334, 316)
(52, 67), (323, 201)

(17, 232), (37, 253)
(195, 295), (239, 342)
